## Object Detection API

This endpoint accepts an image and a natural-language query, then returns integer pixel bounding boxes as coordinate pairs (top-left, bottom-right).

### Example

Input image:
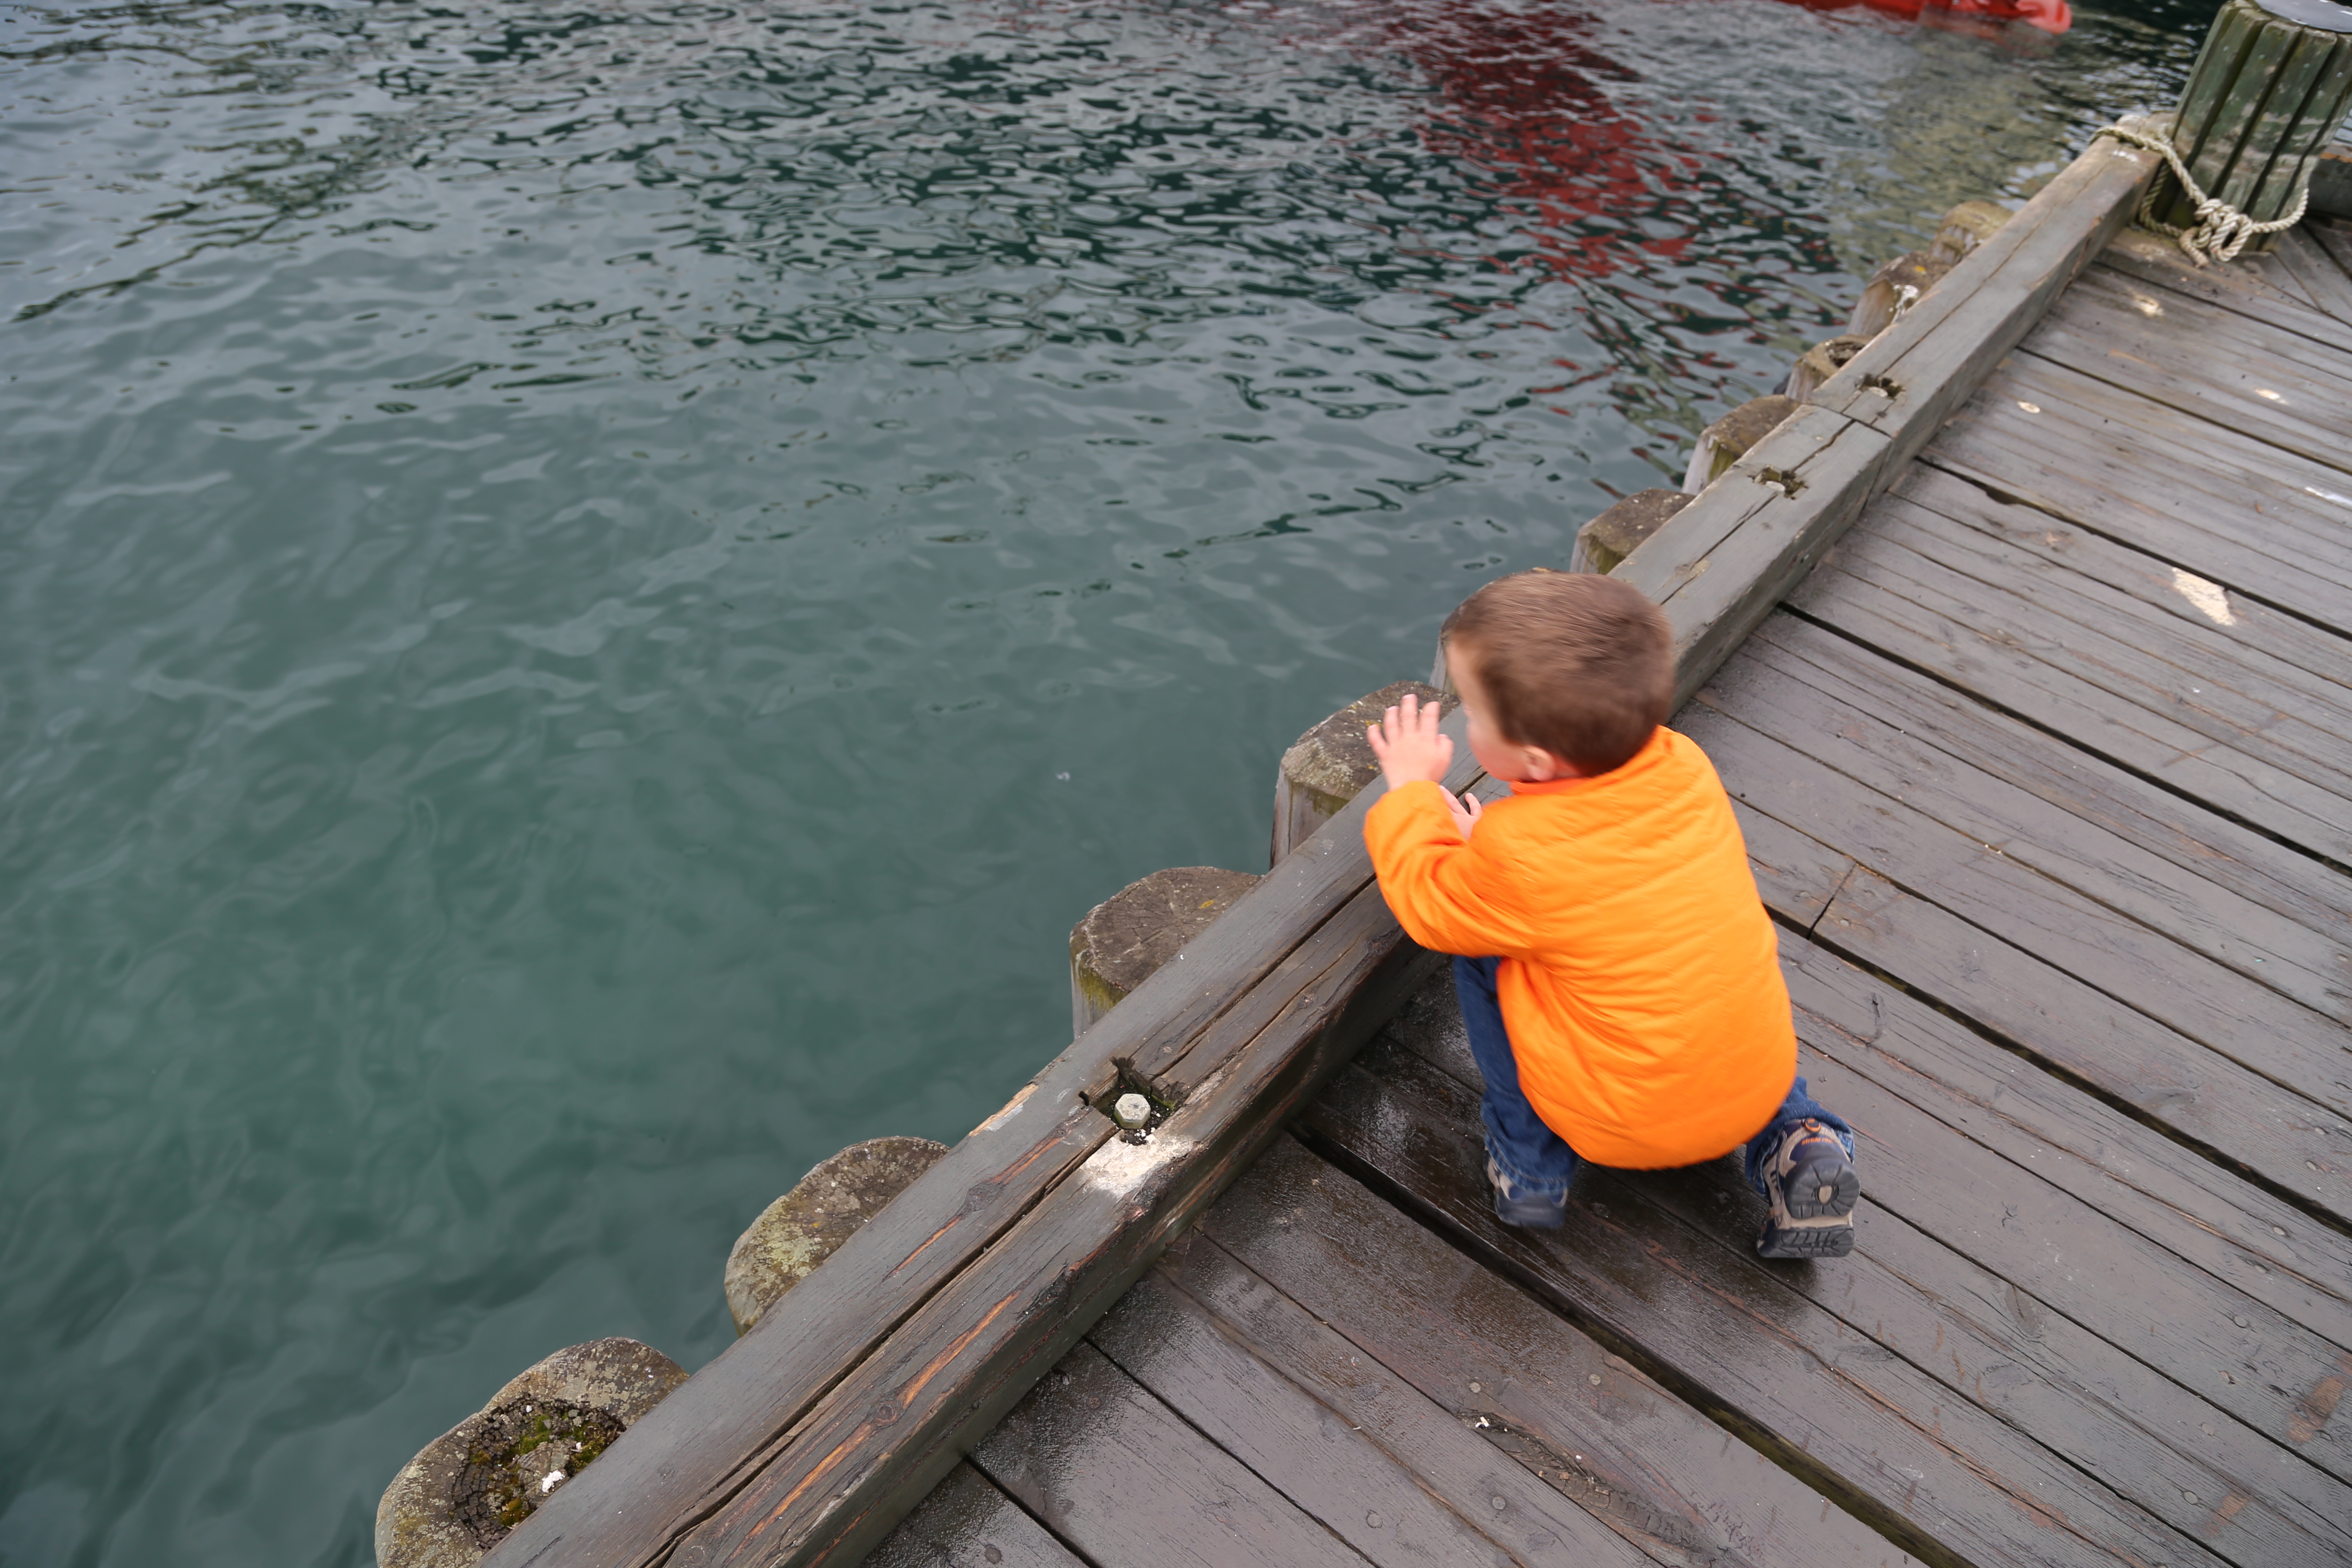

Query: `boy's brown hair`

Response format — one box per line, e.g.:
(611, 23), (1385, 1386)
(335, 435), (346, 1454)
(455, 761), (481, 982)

(1442, 570), (1672, 775)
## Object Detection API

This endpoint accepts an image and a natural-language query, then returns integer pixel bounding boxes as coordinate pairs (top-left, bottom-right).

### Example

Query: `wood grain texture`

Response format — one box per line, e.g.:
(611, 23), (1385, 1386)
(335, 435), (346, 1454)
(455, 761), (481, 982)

(1198, 1135), (1906, 1568)
(1733, 615), (2352, 983)
(1907, 416), (2352, 673)
(1782, 943), (2352, 1364)
(1091, 1244), (1642, 1568)
(971, 1341), (1374, 1568)
(1614, 402), (1892, 710)
(1801, 862), (2352, 1220)
(1787, 511), (2352, 866)
(863, 1462), (1081, 1568)
(2021, 276), (2352, 476)
(1923, 354), (2352, 634)
(1810, 139), (2159, 469)
(1297, 1045), (2220, 1568)
(1686, 656), (2352, 1066)
(2273, 224), (2352, 327)
(2096, 230), (2352, 352)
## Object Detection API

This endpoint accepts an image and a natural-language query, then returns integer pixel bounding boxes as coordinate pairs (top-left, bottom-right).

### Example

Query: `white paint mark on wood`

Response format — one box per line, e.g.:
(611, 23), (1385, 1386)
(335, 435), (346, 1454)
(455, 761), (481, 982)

(2306, 486), (2352, 509)
(2128, 292), (2163, 317)
(974, 1082), (1036, 1135)
(2256, 388), (2284, 401)
(1078, 1128), (1197, 1200)
(2171, 569), (2238, 626)
(2015, 400), (2042, 413)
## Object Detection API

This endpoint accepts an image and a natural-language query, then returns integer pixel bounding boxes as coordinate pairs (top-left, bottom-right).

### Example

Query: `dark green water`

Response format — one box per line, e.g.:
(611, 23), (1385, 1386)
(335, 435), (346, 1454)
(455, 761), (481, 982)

(2, 0), (2205, 1560)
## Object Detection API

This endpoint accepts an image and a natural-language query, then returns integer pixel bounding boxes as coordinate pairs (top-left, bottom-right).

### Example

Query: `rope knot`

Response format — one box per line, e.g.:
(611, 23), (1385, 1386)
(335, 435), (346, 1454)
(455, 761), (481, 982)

(2092, 113), (2309, 266)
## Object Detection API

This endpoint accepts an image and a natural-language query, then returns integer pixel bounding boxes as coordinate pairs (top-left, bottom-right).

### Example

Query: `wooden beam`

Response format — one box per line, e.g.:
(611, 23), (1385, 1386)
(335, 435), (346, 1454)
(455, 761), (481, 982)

(1613, 403), (1891, 712)
(1810, 138), (2160, 474)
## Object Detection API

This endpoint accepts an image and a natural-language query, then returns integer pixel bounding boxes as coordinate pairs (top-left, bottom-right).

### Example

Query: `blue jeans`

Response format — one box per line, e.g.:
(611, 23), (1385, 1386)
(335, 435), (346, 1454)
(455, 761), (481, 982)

(1453, 955), (1851, 1199)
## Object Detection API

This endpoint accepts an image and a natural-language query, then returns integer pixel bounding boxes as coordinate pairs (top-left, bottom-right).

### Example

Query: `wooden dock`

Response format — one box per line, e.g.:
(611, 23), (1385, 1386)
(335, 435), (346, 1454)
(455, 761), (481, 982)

(436, 116), (2352, 1568)
(860, 218), (2352, 1565)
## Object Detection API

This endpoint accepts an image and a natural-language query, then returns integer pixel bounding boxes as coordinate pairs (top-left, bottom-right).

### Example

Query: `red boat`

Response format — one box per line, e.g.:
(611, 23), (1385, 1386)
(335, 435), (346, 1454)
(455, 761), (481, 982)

(1796, 0), (2073, 37)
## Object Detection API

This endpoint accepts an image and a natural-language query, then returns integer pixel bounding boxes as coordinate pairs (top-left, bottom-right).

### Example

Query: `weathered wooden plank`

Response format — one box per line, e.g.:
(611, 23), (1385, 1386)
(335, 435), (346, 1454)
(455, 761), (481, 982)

(1796, 861), (2352, 1220)
(1613, 403), (1893, 709)
(1699, 714), (2352, 1107)
(1923, 358), (2352, 633)
(2064, 262), (2352, 392)
(1690, 634), (2352, 1026)
(1091, 1244), (1654, 1568)
(1645, 1094), (2352, 1557)
(1810, 139), (2160, 471)
(1381, 983), (2352, 1557)
(1296, 1047), (2220, 1568)
(1787, 521), (2352, 865)
(1891, 460), (2352, 720)
(1196, 1136), (1908, 1568)
(2094, 233), (2352, 354)
(1838, 490), (2352, 819)
(1741, 615), (2352, 956)
(1389, 937), (2352, 1366)
(668, 889), (1438, 1568)
(1737, 718), (2351, 1094)
(2021, 284), (2352, 476)
(970, 1341), (1373, 1568)
(864, 1462), (1082, 1568)
(1780, 941), (2352, 1355)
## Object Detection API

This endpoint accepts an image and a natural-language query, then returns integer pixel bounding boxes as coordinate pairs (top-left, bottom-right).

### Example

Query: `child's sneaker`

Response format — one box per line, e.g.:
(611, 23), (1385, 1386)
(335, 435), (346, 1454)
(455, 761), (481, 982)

(1487, 1154), (1568, 1229)
(1757, 1119), (1859, 1259)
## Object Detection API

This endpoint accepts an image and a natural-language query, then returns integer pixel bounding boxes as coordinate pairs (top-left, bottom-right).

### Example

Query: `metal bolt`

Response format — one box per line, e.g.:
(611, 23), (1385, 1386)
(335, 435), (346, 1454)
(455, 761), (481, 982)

(1112, 1093), (1152, 1130)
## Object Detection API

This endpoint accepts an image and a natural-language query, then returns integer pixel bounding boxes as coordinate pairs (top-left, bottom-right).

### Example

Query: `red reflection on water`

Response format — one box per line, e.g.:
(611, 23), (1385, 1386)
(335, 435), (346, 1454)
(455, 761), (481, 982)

(1381, 0), (1687, 278)
(1351, 0), (2065, 282)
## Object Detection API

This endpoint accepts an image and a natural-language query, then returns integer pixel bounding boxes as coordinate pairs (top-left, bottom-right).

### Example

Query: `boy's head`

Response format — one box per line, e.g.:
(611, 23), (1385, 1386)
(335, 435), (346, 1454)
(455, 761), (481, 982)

(1441, 570), (1672, 781)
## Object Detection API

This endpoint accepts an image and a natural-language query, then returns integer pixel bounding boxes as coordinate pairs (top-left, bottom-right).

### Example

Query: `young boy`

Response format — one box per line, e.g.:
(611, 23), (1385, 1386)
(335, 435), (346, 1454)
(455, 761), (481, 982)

(1363, 570), (1859, 1258)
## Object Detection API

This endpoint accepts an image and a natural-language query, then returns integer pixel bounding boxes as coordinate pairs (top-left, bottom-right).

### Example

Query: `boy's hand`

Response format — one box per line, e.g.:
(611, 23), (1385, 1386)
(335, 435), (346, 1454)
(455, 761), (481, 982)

(1443, 788), (1483, 839)
(1366, 692), (1453, 790)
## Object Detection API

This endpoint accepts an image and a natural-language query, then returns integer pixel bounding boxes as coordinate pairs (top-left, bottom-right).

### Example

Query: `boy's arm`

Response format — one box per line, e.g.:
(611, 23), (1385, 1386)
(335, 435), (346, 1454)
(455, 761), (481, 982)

(1359, 691), (1531, 956)
(1363, 782), (1534, 958)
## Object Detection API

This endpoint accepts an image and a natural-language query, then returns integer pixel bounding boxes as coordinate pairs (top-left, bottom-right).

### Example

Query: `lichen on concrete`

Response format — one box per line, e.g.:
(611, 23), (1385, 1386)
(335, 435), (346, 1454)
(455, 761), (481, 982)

(375, 1337), (688, 1568)
(1280, 680), (1449, 812)
(723, 1135), (949, 1336)
(1069, 866), (1262, 1010)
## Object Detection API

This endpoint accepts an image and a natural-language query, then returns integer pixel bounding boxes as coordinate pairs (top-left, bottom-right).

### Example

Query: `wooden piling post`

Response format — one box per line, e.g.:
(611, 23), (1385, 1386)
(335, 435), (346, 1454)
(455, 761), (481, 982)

(1269, 680), (1449, 864)
(1929, 199), (2014, 265)
(376, 1339), (688, 1568)
(2152, 0), (2352, 249)
(1848, 250), (1951, 338)
(1069, 866), (1262, 1034)
(1569, 489), (1696, 574)
(723, 1136), (950, 1336)
(1785, 334), (1874, 402)
(1681, 395), (1800, 493)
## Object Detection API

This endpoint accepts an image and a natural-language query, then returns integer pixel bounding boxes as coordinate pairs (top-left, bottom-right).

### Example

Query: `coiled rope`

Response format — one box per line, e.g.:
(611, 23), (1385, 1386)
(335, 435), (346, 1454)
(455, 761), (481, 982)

(2094, 112), (2310, 266)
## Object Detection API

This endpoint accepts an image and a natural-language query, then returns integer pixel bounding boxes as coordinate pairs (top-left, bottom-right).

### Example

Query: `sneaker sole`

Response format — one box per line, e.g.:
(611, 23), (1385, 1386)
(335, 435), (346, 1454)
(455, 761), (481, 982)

(1494, 1192), (1568, 1230)
(1758, 1220), (1855, 1259)
(1782, 1156), (1859, 1221)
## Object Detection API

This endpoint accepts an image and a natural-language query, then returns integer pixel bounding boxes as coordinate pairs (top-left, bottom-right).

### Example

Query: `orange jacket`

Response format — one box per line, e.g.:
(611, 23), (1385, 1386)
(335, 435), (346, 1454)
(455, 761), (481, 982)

(1363, 727), (1794, 1169)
